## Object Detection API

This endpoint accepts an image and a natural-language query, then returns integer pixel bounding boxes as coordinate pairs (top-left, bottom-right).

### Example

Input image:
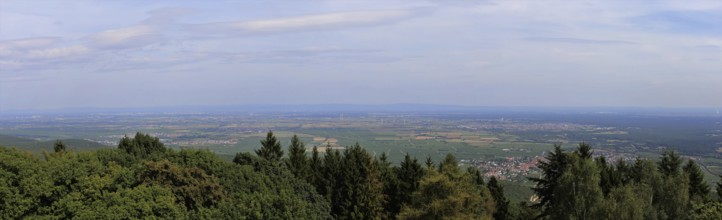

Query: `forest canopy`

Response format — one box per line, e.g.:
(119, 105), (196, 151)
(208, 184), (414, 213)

(2, 132), (722, 219)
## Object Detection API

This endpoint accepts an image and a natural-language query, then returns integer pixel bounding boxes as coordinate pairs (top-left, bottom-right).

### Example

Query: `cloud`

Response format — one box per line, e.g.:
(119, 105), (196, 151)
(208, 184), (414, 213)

(0, 37), (61, 49)
(86, 25), (161, 49)
(524, 37), (637, 45)
(191, 9), (428, 35)
(24, 45), (91, 59)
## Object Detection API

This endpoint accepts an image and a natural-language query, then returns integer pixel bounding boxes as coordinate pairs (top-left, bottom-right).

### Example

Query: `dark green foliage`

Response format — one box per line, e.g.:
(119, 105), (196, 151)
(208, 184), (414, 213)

(137, 160), (226, 211)
(468, 167), (485, 187)
(575, 142), (593, 159)
(658, 150), (682, 177)
(528, 144), (567, 218)
(425, 155), (434, 169)
(718, 175), (722, 202)
(118, 132), (166, 157)
(377, 152), (402, 219)
(597, 156), (631, 196)
(255, 131), (283, 162)
(396, 153), (424, 217)
(683, 159), (710, 201)
(551, 153), (603, 219)
(323, 148), (342, 205)
(286, 134), (309, 179)
(514, 201), (540, 220)
(336, 143), (384, 219)
(309, 145), (324, 194)
(0, 133), (331, 219)
(53, 140), (66, 153)
(4, 135), (720, 219)
(487, 177), (510, 220)
(398, 154), (495, 220)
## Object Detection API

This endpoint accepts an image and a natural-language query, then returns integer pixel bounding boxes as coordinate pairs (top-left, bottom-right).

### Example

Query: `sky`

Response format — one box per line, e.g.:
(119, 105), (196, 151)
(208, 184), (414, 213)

(1, 0), (721, 111)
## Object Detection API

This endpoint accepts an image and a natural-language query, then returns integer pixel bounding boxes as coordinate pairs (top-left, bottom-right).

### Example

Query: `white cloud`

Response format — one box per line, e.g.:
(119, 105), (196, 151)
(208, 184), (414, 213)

(193, 9), (426, 35)
(0, 37), (61, 49)
(24, 45), (90, 59)
(86, 25), (160, 49)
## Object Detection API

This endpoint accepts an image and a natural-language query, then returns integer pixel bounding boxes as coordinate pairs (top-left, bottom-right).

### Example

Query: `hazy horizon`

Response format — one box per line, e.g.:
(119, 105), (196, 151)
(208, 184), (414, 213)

(2, 0), (722, 110)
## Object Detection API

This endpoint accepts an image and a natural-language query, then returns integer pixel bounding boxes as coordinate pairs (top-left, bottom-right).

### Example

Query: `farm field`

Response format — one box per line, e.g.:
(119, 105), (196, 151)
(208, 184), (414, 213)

(1, 110), (721, 184)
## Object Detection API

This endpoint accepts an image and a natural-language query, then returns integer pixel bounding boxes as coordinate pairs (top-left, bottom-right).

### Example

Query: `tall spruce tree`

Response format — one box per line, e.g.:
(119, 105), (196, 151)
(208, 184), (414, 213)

(425, 155), (434, 169)
(717, 175), (722, 202)
(397, 153), (424, 216)
(255, 131), (283, 162)
(683, 159), (710, 201)
(324, 148), (343, 215)
(286, 135), (308, 179)
(337, 143), (384, 219)
(658, 150), (682, 177)
(398, 154), (495, 219)
(487, 176), (510, 220)
(376, 152), (401, 219)
(575, 142), (593, 159)
(552, 153), (603, 219)
(309, 145), (323, 193)
(529, 144), (568, 218)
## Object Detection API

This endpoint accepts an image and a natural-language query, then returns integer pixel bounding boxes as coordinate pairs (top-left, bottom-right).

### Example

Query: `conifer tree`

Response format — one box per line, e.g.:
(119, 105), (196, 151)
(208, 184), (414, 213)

(309, 145), (323, 191)
(467, 167), (485, 186)
(552, 153), (603, 219)
(425, 155), (434, 169)
(658, 150), (681, 177)
(683, 159), (710, 201)
(575, 142), (593, 159)
(487, 177), (510, 220)
(255, 131), (283, 162)
(397, 153), (424, 216)
(376, 152), (401, 219)
(399, 154), (495, 219)
(324, 148), (343, 214)
(438, 153), (459, 175)
(53, 139), (66, 152)
(529, 144), (568, 218)
(717, 175), (722, 202)
(336, 143), (384, 219)
(286, 134), (308, 179)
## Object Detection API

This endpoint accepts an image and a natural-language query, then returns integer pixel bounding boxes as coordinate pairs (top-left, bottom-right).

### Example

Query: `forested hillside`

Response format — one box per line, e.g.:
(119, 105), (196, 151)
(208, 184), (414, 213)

(2, 132), (722, 219)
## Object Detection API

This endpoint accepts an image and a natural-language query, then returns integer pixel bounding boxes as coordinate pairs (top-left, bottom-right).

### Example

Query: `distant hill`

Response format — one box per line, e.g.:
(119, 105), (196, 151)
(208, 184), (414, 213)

(0, 134), (109, 154)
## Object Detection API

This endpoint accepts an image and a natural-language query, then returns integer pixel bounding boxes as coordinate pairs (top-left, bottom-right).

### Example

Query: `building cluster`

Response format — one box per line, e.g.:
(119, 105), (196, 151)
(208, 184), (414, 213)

(462, 156), (543, 181)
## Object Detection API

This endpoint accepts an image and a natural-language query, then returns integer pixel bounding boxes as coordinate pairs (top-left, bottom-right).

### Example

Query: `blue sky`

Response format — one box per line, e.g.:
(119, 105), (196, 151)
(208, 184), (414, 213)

(1, 0), (721, 111)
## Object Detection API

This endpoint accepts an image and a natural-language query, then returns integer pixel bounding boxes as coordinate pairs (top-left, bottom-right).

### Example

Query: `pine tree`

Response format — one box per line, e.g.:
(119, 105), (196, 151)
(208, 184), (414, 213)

(336, 143), (384, 219)
(399, 155), (495, 219)
(658, 150), (681, 177)
(324, 148), (343, 215)
(683, 159), (710, 201)
(438, 153), (459, 175)
(467, 167), (484, 186)
(552, 153), (603, 219)
(717, 175), (722, 202)
(425, 155), (434, 169)
(309, 145), (323, 192)
(487, 177), (510, 220)
(575, 142), (593, 159)
(286, 135), (308, 179)
(529, 144), (568, 218)
(255, 131), (283, 162)
(397, 153), (424, 216)
(53, 139), (66, 152)
(376, 152), (401, 219)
